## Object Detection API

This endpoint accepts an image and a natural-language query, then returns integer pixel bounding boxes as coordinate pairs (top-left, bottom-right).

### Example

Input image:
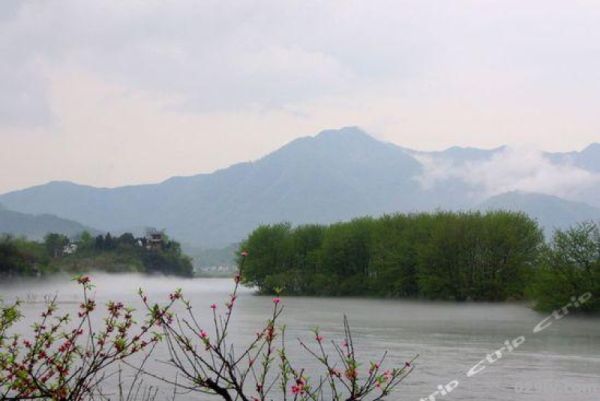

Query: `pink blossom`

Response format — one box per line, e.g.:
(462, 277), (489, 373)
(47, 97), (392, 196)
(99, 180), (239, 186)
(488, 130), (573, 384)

(199, 330), (208, 339)
(345, 367), (357, 380)
(291, 377), (306, 395)
(315, 335), (324, 343)
(272, 297), (281, 304)
(210, 304), (217, 310)
(241, 251), (248, 257)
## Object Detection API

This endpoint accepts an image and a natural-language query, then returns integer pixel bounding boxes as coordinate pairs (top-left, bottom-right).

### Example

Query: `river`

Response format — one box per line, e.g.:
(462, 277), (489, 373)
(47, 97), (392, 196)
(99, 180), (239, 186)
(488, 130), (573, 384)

(1, 274), (599, 401)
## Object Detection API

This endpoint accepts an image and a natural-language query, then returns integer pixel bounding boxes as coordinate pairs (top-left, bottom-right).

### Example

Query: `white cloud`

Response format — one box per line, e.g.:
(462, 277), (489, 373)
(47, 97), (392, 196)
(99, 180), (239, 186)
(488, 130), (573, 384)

(416, 147), (600, 201)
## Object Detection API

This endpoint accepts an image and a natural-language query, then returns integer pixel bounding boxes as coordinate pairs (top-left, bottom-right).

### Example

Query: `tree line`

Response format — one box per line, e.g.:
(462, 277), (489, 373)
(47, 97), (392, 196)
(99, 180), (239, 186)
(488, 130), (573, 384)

(239, 211), (599, 312)
(0, 231), (193, 278)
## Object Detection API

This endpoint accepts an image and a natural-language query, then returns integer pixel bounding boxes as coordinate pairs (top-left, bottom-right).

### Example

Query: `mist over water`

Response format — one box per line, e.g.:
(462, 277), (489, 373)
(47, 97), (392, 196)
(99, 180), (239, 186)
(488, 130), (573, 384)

(2, 275), (599, 401)
(0, 273), (252, 302)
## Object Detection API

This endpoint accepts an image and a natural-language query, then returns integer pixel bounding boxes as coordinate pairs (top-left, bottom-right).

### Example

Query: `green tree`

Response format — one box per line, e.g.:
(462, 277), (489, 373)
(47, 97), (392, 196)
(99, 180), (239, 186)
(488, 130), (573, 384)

(117, 233), (137, 248)
(319, 218), (374, 295)
(44, 233), (70, 258)
(240, 223), (292, 293)
(369, 214), (426, 297)
(530, 222), (600, 312)
(77, 231), (94, 251)
(240, 211), (545, 301)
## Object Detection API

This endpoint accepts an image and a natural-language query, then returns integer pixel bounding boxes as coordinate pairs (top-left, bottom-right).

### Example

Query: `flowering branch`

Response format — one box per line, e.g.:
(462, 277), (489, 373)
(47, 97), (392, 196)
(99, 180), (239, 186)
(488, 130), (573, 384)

(1, 253), (417, 401)
(147, 252), (417, 401)
(0, 276), (173, 401)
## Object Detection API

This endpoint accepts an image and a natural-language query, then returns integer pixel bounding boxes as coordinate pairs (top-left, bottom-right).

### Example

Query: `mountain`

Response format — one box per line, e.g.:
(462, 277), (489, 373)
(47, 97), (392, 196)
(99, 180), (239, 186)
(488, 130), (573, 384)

(0, 203), (99, 240)
(0, 128), (435, 246)
(477, 191), (600, 236)
(1, 127), (598, 246)
(546, 142), (600, 172)
(411, 145), (506, 164)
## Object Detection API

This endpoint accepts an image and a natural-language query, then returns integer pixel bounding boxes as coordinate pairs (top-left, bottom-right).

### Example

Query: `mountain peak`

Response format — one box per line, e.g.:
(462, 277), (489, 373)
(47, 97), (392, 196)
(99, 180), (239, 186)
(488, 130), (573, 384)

(582, 142), (600, 153)
(435, 145), (506, 162)
(314, 126), (371, 140)
(307, 126), (387, 148)
(262, 126), (399, 165)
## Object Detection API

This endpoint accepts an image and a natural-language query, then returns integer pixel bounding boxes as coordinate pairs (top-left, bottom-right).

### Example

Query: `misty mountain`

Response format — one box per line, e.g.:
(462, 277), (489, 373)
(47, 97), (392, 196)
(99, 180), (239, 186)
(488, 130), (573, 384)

(411, 145), (506, 164)
(546, 143), (600, 172)
(477, 191), (600, 236)
(0, 127), (598, 247)
(0, 203), (98, 240)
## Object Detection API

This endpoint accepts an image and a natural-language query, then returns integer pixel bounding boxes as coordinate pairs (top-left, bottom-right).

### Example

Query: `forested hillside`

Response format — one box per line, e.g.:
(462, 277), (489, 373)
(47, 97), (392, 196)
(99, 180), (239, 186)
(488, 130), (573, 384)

(0, 231), (193, 278)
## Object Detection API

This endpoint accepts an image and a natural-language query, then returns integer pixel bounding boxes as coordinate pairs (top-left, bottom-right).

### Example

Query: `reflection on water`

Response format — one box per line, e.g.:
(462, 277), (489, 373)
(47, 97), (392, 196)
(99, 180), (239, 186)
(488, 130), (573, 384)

(2, 274), (599, 401)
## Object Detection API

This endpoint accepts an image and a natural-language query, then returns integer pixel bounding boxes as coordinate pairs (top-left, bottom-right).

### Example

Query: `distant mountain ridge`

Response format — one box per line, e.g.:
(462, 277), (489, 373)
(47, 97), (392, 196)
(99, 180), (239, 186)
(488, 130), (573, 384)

(1, 127), (598, 246)
(546, 143), (600, 172)
(477, 191), (600, 235)
(0, 203), (99, 240)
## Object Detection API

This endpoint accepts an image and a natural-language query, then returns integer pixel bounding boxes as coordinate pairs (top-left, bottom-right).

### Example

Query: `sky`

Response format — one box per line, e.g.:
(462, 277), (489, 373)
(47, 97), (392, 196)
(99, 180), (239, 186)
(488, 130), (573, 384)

(1, 0), (600, 194)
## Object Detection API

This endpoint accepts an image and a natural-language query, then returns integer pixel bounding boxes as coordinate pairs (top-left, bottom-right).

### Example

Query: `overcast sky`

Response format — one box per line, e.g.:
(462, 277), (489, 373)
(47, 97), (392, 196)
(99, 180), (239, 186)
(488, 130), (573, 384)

(1, 0), (599, 194)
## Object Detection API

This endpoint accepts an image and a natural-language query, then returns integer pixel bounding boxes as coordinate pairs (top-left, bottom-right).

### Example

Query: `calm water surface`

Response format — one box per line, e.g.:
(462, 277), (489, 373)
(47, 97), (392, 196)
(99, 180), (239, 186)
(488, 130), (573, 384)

(2, 275), (599, 401)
